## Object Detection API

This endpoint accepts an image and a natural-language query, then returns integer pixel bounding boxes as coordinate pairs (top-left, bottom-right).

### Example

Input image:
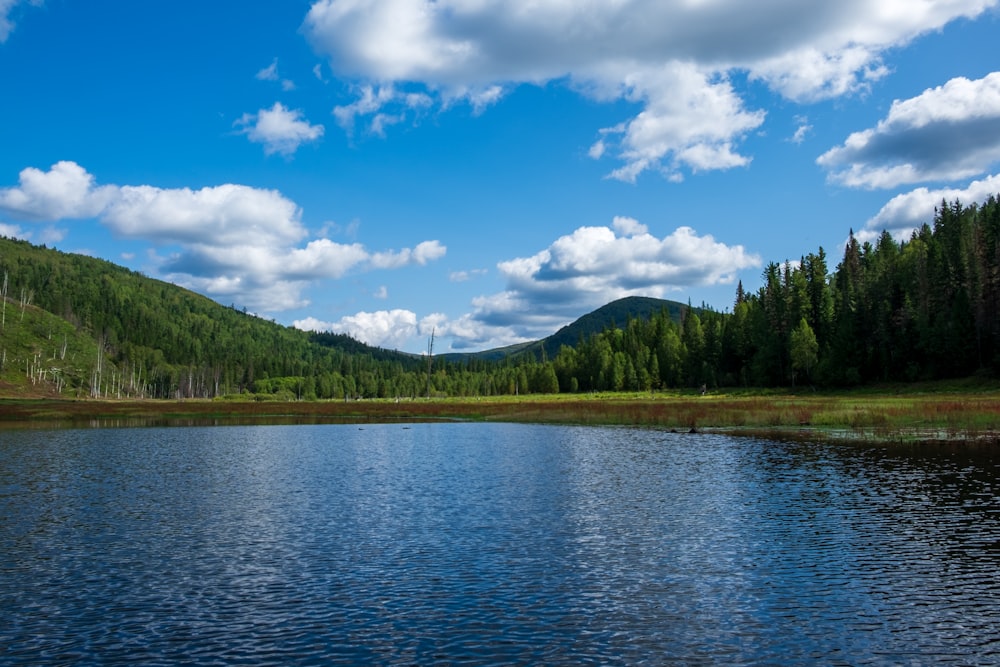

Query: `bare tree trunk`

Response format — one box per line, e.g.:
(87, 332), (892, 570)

(425, 328), (434, 398)
(19, 287), (32, 322)
(1, 271), (7, 330)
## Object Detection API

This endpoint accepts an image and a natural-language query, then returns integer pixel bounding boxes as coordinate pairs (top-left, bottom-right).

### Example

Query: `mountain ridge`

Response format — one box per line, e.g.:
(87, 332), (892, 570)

(438, 295), (693, 362)
(0, 235), (693, 396)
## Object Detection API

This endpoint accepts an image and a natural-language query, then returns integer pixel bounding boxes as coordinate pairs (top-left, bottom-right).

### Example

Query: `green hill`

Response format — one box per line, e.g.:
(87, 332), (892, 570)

(0, 236), (423, 398)
(0, 296), (104, 398)
(5, 193), (997, 398)
(440, 296), (691, 363)
(0, 236), (702, 398)
(535, 296), (689, 358)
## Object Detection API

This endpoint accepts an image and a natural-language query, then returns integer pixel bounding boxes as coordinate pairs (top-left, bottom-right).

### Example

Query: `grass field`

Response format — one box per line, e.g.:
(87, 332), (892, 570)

(2, 380), (999, 445)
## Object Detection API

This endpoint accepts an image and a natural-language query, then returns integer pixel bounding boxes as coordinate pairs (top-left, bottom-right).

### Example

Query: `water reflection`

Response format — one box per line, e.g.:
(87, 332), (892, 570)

(1, 424), (999, 664)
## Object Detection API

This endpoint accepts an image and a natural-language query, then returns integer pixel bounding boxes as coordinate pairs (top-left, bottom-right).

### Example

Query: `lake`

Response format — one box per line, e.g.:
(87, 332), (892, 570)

(2, 422), (1000, 664)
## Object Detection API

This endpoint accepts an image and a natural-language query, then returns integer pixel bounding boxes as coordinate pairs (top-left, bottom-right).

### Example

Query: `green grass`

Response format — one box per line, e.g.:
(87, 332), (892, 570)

(2, 382), (999, 445)
(0, 299), (105, 398)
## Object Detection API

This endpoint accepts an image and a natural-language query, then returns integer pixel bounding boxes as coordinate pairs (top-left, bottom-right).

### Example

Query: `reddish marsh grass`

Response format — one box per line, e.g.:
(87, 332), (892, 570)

(1, 391), (998, 444)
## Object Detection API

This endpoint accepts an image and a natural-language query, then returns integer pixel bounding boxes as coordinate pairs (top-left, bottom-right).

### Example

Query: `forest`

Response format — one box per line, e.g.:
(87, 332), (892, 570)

(552, 196), (1000, 391)
(1, 195), (998, 399)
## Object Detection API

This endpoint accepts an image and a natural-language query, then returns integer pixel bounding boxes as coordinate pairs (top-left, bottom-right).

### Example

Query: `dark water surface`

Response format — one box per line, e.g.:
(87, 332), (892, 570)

(2, 423), (1000, 665)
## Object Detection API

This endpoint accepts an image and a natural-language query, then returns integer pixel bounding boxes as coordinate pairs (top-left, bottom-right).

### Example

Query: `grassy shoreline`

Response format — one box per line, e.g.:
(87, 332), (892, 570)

(2, 384), (999, 446)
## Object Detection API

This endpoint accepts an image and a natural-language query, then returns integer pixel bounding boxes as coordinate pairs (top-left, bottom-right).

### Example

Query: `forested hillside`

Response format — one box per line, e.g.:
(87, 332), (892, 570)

(0, 237), (427, 398)
(0, 236), (571, 398)
(549, 196), (1000, 390)
(1, 195), (998, 399)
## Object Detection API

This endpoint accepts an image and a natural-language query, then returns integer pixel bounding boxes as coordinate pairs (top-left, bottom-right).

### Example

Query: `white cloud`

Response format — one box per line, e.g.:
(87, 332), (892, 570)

(818, 72), (1000, 188)
(440, 217), (760, 348)
(256, 58), (280, 81)
(0, 161), (447, 312)
(304, 0), (996, 181)
(37, 226), (64, 244)
(177, 274), (313, 312)
(861, 173), (1000, 242)
(611, 216), (646, 236)
(0, 161), (116, 220)
(235, 102), (325, 156)
(467, 85), (504, 114)
(0, 0), (17, 42)
(750, 44), (889, 102)
(105, 182), (307, 246)
(373, 285), (388, 299)
(257, 57), (296, 91)
(332, 84), (433, 136)
(292, 218), (760, 353)
(0, 221), (27, 239)
(588, 139), (606, 160)
(369, 112), (404, 137)
(294, 309), (419, 349)
(790, 117), (812, 144)
(0, 0), (39, 43)
(333, 84), (396, 133)
(449, 268), (487, 282)
(428, 310), (536, 352)
(370, 240), (447, 269)
(600, 64), (765, 181)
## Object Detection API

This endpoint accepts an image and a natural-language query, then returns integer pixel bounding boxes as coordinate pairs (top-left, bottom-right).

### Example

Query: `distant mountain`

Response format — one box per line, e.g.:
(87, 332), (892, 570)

(535, 296), (690, 357)
(440, 296), (692, 362)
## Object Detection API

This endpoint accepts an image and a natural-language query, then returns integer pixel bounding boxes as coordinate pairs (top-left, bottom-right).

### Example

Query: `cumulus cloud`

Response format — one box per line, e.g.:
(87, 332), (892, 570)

(104, 182), (307, 246)
(436, 217), (761, 349)
(294, 309), (419, 349)
(303, 0), (996, 181)
(0, 161), (446, 311)
(599, 64), (765, 182)
(818, 72), (1000, 188)
(235, 102), (325, 156)
(860, 173), (1000, 242)
(292, 217), (759, 352)
(0, 161), (117, 220)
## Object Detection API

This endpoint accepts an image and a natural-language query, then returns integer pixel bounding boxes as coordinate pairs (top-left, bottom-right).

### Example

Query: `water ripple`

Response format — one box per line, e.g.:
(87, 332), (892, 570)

(2, 424), (1000, 664)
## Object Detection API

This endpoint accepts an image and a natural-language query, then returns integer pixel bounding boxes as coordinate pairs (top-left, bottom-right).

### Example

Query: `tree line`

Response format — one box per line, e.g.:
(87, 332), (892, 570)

(1, 195), (998, 399)
(545, 196), (1000, 391)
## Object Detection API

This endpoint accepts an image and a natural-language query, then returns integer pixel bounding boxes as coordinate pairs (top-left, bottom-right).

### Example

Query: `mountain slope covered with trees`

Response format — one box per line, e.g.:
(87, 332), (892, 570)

(547, 196), (1000, 391)
(2, 195), (998, 399)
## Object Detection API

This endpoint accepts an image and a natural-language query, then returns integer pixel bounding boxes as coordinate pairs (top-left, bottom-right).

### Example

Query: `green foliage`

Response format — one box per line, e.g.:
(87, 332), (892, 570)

(789, 318), (818, 385)
(0, 296), (105, 396)
(2, 193), (1000, 399)
(545, 195), (1000, 390)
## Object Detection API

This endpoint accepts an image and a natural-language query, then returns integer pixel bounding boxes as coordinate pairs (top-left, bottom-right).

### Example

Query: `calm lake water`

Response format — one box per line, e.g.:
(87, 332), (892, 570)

(2, 422), (1000, 665)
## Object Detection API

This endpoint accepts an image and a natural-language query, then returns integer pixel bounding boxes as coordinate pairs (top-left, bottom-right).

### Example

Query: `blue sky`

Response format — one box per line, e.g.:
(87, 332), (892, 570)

(2, 0), (1000, 353)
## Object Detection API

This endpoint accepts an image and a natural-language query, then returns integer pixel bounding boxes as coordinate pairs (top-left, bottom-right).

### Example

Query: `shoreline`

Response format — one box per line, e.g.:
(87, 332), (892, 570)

(3, 392), (999, 446)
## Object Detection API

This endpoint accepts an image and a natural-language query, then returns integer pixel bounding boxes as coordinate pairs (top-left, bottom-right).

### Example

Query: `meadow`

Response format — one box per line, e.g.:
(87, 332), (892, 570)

(2, 381), (998, 445)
